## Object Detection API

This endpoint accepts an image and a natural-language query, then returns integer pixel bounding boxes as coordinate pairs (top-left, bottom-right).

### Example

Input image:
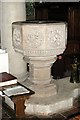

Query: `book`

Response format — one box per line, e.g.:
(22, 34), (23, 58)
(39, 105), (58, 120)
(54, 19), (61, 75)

(0, 49), (9, 73)
(3, 85), (30, 110)
(0, 72), (17, 87)
(3, 85), (30, 97)
(3, 84), (35, 111)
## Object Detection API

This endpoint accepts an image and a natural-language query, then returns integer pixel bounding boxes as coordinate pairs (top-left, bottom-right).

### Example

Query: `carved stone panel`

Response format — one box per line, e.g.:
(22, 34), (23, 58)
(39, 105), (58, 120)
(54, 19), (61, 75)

(12, 22), (67, 57)
(12, 25), (23, 53)
(24, 25), (44, 49)
(46, 25), (64, 48)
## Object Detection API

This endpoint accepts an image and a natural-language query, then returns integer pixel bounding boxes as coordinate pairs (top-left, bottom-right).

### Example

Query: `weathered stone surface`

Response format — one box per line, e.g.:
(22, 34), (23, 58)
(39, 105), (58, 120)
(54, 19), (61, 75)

(12, 22), (67, 57)
(12, 21), (68, 115)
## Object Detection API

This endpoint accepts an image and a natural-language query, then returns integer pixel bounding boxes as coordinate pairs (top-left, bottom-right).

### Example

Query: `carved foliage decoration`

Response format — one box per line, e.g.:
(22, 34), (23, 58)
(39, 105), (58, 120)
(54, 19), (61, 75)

(13, 28), (22, 46)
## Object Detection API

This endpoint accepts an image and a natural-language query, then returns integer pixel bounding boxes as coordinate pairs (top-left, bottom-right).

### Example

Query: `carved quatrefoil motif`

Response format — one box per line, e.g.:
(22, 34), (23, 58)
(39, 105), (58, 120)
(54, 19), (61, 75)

(26, 29), (43, 48)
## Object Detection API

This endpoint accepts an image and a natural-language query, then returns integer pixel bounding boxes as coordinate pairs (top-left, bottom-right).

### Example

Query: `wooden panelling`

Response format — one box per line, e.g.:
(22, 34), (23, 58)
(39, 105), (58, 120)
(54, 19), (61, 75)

(68, 6), (80, 41)
(35, 2), (80, 42)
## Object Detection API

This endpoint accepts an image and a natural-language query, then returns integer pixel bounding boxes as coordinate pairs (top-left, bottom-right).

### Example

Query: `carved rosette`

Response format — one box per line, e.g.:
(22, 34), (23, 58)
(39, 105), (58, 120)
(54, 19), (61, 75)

(46, 24), (66, 49)
(25, 27), (43, 49)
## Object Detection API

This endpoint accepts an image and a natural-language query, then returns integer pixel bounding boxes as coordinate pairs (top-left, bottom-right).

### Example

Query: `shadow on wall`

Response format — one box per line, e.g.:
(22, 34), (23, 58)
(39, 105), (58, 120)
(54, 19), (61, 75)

(0, 31), (1, 48)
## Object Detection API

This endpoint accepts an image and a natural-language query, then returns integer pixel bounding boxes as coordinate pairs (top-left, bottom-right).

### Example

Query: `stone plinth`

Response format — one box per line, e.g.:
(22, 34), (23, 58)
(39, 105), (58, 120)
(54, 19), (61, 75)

(24, 77), (80, 116)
